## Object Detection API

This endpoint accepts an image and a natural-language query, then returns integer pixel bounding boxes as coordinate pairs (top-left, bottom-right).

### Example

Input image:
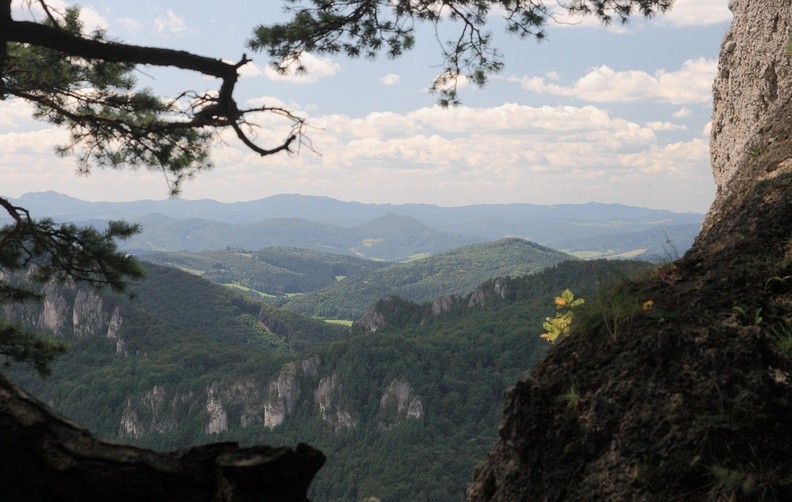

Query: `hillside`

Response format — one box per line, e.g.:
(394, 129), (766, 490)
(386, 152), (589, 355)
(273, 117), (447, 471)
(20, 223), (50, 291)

(561, 223), (701, 261)
(279, 238), (575, 319)
(141, 247), (389, 298)
(3, 258), (650, 501)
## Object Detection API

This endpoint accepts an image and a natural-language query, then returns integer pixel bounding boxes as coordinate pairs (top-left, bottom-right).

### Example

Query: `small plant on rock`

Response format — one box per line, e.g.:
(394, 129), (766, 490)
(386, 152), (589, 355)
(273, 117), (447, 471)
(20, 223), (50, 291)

(540, 289), (584, 344)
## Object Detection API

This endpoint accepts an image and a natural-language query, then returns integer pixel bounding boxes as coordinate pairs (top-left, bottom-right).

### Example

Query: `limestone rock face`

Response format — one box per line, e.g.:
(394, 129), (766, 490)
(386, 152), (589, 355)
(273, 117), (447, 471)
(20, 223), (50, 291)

(205, 381), (229, 434)
(119, 385), (193, 439)
(263, 362), (301, 429)
(314, 373), (356, 430)
(72, 289), (105, 339)
(468, 279), (507, 308)
(430, 296), (453, 316)
(378, 379), (424, 429)
(105, 306), (127, 356)
(356, 304), (386, 335)
(38, 283), (71, 336)
(705, 0), (791, 232)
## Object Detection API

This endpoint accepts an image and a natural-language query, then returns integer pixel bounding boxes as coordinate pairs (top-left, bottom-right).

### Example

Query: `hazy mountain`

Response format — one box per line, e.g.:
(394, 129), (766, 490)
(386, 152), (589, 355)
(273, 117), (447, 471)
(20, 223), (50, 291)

(126, 214), (484, 261)
(5, 191), (704, 260)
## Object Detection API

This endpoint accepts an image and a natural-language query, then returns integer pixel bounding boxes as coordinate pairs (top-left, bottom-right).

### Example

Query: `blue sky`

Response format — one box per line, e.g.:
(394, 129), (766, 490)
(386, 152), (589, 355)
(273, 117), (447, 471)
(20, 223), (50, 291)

(1, 0), (732, 212)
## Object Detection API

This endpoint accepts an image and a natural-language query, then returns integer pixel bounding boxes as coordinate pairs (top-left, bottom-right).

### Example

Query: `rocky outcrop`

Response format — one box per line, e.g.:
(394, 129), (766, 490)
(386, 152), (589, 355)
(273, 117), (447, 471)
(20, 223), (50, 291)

(120, 356), (324, 436)
(0, 372), (324, 501)
(468, 278), (508, 308)
(314, 373), (356, 430)
(119, 386), (194, 439)
(378, 379), (424, 429)
(263, 362), (301, 429)
(105, 306), (127, 356)
(205, 381), (229, 434)
(430, 295), (453, 316)
(469, 3), (792, 499)
(3, 279), (123, 343)
(705, 0), (792, 233)
(38, 283), (71, 336)
(72, 289), (106, 338)
(355, 305), (386, 334)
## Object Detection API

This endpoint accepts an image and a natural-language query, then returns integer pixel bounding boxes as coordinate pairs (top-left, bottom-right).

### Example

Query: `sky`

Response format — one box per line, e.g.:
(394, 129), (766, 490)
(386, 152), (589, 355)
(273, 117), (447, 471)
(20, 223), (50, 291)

(1, 0), (733, 213)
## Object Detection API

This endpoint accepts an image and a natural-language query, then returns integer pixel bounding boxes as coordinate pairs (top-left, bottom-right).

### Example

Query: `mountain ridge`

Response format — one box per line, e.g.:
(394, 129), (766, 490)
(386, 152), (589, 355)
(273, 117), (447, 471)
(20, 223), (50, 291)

(4, 191), (704, 262)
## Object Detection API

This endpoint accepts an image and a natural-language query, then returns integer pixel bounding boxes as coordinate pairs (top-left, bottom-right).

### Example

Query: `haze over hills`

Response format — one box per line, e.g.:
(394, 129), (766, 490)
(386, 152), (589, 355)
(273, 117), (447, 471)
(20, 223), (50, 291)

(4, 191), (704, 261)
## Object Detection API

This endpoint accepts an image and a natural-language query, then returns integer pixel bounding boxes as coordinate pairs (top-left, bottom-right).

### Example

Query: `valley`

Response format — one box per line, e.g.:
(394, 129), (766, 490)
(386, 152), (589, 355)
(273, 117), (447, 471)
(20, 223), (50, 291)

(0, 192), (692, 500)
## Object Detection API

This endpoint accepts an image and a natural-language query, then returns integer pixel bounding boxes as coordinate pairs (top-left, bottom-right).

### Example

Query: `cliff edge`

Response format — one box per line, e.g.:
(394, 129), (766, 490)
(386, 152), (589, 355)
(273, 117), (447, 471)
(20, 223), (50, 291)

(469, 1), (792, 499)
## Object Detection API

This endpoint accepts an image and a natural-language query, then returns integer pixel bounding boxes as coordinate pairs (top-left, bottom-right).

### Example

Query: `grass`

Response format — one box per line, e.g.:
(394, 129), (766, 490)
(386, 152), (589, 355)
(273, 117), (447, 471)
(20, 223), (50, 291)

(566, 248), (647, 260)
(223, 283), (276, 299)
(571, 268), (658, 343)
(322, 319), (354, 327)
(556, 384), (581, 410)
(771, 322), (792, 358)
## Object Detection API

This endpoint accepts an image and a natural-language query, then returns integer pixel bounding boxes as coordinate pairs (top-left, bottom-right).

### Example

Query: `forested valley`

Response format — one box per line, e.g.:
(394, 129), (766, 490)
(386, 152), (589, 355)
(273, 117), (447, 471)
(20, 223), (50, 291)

(2, 234), (651, 500)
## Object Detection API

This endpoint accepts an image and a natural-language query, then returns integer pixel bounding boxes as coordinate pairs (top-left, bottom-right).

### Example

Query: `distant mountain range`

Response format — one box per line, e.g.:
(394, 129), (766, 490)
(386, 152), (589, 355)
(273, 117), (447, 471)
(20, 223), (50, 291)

(4, 191), (704, 261)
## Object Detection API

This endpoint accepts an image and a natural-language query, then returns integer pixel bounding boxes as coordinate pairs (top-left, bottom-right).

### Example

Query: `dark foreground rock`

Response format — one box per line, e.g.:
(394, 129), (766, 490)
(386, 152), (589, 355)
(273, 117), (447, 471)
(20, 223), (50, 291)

(469, 173), (792, 500)
(0, 372), (324, 501)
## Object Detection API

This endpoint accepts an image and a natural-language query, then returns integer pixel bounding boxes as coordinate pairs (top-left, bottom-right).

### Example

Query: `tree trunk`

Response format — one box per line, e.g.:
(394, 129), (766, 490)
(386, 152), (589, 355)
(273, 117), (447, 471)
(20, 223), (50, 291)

(0, 372), (324, 501)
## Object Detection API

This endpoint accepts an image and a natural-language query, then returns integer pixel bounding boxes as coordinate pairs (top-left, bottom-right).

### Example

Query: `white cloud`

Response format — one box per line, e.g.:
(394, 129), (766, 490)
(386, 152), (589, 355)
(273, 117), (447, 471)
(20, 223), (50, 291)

(0, 104), (714, 213)
(0, 99), (38, 128)
(673, 107), (692, 119)
(521, 58), (717, 105)
(118, 17), (142, 33)
(154, 8), (187, 35)
(548, 0), (730, 28)
(264, 53), (341, 83)
(177, 102), (713, 212)
(380, 74), (401, 86)
(11, 0), (108, 33)
(660, 0), (732, 27)
(703, 121), (713, 137)
(646, 121), (688, 132)
(431, 71), (470, 93)
(236, 62), (266, 79)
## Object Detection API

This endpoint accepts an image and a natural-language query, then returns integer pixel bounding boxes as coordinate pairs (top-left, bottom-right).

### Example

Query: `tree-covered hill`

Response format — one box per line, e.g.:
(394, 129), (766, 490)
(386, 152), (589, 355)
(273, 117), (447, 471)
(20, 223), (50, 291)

(278, 238), (575, 319)
(141, 247), (390, 298)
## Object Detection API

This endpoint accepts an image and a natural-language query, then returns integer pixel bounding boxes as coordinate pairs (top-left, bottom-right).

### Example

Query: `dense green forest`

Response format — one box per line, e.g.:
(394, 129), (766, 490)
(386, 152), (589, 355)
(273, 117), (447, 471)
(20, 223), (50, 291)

(3, 255), (651, 501)
(278, 238), (573, 319)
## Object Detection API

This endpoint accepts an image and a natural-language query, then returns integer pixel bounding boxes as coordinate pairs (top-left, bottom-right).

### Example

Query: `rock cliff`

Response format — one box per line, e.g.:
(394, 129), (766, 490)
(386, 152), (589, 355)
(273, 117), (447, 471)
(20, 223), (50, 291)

(706, 0), (792, 233)
(469, 2), (792, 500)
